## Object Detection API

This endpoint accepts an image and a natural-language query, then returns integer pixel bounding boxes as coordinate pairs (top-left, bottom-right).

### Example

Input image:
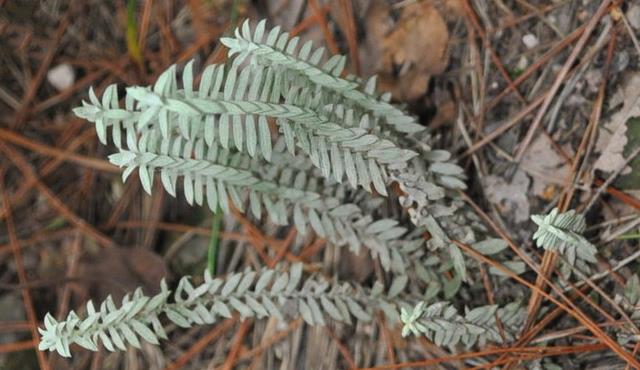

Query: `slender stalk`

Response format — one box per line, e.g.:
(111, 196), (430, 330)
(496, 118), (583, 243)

(207, 0), (240, 277)
(207, 209), (223, 275)
(126, 0), (143, 66)
(617, 233), (640, 240)
(229, 0), (240, 30)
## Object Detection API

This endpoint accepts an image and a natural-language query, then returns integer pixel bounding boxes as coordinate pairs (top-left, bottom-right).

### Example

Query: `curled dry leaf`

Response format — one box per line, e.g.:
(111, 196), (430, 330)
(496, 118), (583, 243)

(520, 135), (572, 199)
(627, 4), (640, 30)
(616, 117), (640, 189)
(594, 73), (640, 175)
(362, 1), (450, 101)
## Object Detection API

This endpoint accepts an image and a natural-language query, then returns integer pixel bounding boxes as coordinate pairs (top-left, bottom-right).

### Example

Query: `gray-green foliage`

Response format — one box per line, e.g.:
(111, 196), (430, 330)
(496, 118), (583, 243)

(531, 208), (597, 265)
(107, 130), (410, 271)
(75, 58), (419, 196)
(73, 19), (472, 274)
(220, 21), (425, 136)
(400, 300), (525, 348)
(393, 235), (526, 301)
(46, 18), (573, 359)
(616, 275), (640, 345)
(623, 275), (640, 311)
(39, 264), (406, 357)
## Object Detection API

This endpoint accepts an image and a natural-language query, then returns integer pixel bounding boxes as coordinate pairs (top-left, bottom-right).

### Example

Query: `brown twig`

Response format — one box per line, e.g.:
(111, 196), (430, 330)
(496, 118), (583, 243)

(240, 319), (302, 366)
(0, 142), (114, 247)
(163, 318), (237, 370)
(0, 128), (116, 173)
(141, 179), (166, 250)
(32, 67), (111, 114)
(0, 228), (75, 257)
(324, 325), (357, 369)
(138, 0), (153, 53)
(592, 178), (640, 211)
(484, 24), (586, 112)
(308, 0), (339, 55)
(377, 313), (397, 365)
(462, 0), (527, 105)
(463, 94), (546, 157)
(336, 0), (360, 74)
(0, 340), (36, 354)
(115, 220), (254, 243)
(220, 320), (251, 370)
(521, 22), (616, 339)
(0, 169), (51, 370)
(0, 321), (32, 332)
(290, 5), (331, 37)
(13, 13), (71, 128)
(453, 240), (640, 368)
(356, 343), (607, 370)
(513, 0), (612, 162)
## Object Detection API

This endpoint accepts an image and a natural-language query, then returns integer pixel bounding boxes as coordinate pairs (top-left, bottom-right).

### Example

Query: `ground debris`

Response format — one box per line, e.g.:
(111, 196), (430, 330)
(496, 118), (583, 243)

(521, 135), (571, 199)
(361, 1), (450, 101)
(482, 169), (531, 223)
(594, 73), (640, 175)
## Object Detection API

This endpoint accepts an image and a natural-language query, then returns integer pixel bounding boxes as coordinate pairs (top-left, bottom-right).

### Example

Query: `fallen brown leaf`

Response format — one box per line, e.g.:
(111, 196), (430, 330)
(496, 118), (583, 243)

(520, 135), (572, 198)
(362, 1), (450, 101)
(382, 3), (449, 75)
(594, 73), (640, 174)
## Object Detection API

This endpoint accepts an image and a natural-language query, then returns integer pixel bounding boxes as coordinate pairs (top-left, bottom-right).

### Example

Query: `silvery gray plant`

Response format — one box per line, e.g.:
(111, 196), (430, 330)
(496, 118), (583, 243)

(39, 19), (603, 358)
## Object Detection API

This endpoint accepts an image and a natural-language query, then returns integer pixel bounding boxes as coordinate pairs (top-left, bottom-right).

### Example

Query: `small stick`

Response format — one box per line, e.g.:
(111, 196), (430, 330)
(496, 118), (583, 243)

(0, 169), (51, 370)
(584, 146), (640, 213)
(514, 0), (612, 162)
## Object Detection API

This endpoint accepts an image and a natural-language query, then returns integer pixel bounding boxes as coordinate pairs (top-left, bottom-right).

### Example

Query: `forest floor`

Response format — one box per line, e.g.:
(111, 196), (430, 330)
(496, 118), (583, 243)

(1, 0), (640, 369)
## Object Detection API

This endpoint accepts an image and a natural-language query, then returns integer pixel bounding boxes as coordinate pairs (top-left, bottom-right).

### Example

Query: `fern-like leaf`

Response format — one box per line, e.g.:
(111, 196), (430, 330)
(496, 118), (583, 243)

(108, 128), (408, 270)
(221, 20), (426, 136)
(530, 208), (597, 265)
(72, 26), (470, 268)
(71, 17), (481, 303)
(77, 63), (421, 197)
(39, 264), (408, 357)
(400, 301), (524, 348)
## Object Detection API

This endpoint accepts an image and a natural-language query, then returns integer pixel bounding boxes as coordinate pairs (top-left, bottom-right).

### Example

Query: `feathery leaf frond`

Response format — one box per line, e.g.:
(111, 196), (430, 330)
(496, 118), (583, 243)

(221, 19), (426, 136)
(60, 16), (496, 360)
(109, 129), (408, 271)
(531, 208), (597, 265)
(400, 301), (525, 348)
(39, 264), (407, 357)
(76, 63), (421, 197)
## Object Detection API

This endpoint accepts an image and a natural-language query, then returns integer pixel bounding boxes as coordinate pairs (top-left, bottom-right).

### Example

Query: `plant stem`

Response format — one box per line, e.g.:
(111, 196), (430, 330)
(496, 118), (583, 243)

(207, 209), (223, 275)
(617, 233), (640, 240)
(206, 0), (241, 277)
(126, 0), (143, 66)
(230, 0), (240, 30)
